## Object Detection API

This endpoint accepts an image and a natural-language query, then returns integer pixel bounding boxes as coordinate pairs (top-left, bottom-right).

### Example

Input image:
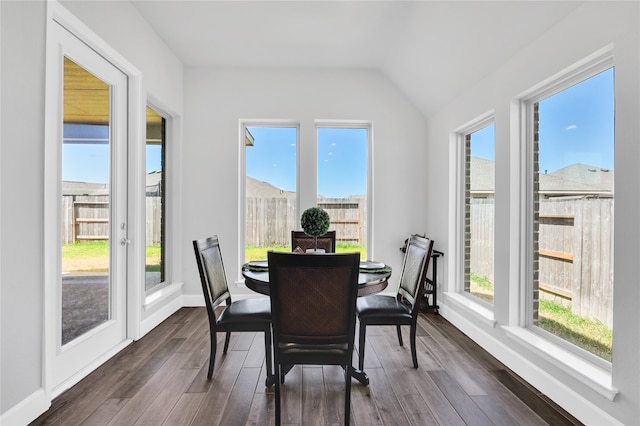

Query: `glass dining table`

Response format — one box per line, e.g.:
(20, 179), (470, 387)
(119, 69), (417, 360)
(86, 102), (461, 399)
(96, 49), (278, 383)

(241, 259), (392, 385)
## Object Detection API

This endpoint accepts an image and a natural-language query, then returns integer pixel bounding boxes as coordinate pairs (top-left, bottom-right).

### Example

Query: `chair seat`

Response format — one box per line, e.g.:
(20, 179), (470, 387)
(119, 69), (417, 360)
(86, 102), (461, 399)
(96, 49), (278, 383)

(278, 342), (349, 365)
(357, 294), (412, 323)
(218, 298), (271, 328)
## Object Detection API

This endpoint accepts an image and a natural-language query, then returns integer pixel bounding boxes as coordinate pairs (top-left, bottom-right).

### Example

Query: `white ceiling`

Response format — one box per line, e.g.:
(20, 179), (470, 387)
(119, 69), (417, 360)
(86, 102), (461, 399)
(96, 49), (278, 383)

(130, 0), (584, 117)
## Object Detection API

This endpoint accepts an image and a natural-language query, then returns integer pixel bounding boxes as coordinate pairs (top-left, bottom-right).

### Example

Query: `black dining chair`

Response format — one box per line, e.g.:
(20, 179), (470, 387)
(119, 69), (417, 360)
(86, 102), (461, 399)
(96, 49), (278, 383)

(291, 230), (336, 253)
(267, 251), (360, 426)
(356, 234), (434, 369)
(193, 236), (274, 386)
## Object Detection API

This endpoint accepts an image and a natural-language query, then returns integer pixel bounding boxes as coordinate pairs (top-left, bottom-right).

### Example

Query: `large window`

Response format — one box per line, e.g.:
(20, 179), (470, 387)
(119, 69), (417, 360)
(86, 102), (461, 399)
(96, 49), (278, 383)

(529, 67), (614, 361)
(145, 106), (166, 292)
(465, 123), (495, 304)
(244, 125), (297, 261)
(317, 126), (369, 258)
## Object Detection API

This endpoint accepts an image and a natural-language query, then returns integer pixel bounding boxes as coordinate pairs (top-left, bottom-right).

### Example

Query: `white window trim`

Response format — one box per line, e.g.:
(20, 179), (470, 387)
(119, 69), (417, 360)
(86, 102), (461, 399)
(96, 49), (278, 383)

(143, 98), (182, 308)
(315, 120), (374, 260)
(237, 119), (300, 283)
(506, 44), (617, 399)
(447, 111), (496, 324)
(44, 0), (144, 399)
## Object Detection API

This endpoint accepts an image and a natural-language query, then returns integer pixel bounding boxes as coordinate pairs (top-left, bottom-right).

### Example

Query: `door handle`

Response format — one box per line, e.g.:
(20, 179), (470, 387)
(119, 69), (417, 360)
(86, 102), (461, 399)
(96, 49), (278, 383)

(120, 238), (131, 246)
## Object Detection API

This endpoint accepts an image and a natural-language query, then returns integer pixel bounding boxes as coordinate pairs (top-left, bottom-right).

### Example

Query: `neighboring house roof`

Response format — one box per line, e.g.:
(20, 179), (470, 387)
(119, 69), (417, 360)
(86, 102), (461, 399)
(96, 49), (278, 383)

(246, 176), (295, 198)
(62, 181), (109, 196)
(146, 170), (162, 188)
(470, 157), (495, 193)
(146, 170), (162, 194)
(63, 175), (332, 199)
(63, 171), (164, 196)
(545, 163), (613, 191)
(471, 157), (614, 197)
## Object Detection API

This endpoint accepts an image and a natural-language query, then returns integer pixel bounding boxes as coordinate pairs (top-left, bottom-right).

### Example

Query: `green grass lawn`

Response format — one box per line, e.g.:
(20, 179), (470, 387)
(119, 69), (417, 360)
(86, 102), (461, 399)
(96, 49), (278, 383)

(63, 242), (612, 361)
(470, 273), (612, 361)
(538, 299), (612, 361)
(62, 241), (161, 272)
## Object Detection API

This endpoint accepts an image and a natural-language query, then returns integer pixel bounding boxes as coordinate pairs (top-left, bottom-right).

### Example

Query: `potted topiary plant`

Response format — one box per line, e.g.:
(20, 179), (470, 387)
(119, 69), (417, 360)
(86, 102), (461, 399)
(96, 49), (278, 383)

(300, 207), (330, 252)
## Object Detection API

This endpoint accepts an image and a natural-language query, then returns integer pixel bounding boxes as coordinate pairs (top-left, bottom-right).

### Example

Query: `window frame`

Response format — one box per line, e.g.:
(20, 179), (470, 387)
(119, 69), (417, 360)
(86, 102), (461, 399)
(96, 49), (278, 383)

(144, 104), (168, 296)
(239, 120), (301, 270)
(141, 98), (182, 313)
(449, 112), (496, 313)
(514, 46), (614, 369)
(315, 120), (373, 258)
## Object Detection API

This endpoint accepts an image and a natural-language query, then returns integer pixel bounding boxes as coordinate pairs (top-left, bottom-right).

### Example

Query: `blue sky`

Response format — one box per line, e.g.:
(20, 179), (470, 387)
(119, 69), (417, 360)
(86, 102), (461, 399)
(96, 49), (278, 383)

(245, 127), (297, 193)
(246, 126), (368, 198)
(471, 68), (614, 173)
(538, 68), (614, 173)
(63, 124), (163, 183)
(317, 128), (367, 198)
(64, 68), (613, 186)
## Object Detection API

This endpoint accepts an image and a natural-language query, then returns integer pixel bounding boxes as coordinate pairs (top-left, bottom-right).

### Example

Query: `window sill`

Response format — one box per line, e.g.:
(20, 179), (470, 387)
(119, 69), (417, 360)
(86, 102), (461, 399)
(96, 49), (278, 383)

(144, 282), (182, 311)
(443, 291), (497, 328)
(503, 326), (618, 401)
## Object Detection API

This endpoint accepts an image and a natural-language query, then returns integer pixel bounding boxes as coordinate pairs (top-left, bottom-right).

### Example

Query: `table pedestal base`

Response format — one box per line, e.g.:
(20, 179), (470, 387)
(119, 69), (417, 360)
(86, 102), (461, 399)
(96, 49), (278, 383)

(267, 364), (369, 386)
(349, 367), (369, 385)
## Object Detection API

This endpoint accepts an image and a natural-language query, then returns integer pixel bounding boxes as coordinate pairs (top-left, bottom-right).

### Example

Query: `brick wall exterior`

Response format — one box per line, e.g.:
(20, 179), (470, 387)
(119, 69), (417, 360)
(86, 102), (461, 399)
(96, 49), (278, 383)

(533, 103), (540, 323)
(464, 134), (472, 293)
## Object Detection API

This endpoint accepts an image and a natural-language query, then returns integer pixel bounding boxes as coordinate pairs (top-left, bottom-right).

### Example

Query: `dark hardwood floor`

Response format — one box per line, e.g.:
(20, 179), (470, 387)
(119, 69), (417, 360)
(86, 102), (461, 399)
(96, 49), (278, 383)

(31, 307), (582, 425)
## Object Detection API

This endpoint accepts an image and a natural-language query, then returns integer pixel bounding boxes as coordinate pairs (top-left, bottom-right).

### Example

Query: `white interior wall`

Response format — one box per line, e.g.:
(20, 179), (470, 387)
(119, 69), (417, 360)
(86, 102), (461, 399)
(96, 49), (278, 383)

(2, 0), (639, 424)
(1, 0), (184, 420)
(60, 0), (185, 328)
(181, 67), (429, 300)
(425, 2), (639, 424)
(0, 0), (48, 415)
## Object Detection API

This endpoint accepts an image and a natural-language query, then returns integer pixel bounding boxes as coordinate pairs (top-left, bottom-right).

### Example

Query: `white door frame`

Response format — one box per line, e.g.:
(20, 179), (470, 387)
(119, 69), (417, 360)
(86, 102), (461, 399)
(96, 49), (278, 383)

(43, 1), (144, 400)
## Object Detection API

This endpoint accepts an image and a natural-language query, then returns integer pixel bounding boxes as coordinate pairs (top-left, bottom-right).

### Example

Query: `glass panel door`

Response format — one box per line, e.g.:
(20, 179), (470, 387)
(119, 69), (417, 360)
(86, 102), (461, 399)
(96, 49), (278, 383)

(49, 21), (128, 391)
(62, 58), (112, 344)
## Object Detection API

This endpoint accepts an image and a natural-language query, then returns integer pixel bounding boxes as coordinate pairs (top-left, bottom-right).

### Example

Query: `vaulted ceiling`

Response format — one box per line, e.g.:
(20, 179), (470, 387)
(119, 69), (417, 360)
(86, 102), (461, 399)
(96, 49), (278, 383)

(130, 1), (583, 118)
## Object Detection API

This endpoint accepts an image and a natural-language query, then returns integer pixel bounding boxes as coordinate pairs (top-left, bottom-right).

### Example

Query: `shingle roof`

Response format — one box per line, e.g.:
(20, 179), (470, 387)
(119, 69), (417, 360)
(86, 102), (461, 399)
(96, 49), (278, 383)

(471, 158), (614, 196)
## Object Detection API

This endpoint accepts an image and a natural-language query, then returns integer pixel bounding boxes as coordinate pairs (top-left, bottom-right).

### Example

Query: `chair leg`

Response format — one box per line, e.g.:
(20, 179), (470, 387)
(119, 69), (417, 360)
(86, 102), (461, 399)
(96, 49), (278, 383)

(264, 329), (274, 387)
(344, 364), (352, 425)
(358, 324), (366, 371)
(396, 325), (404, 346)
(223, 331), (231, 353)
(207, 328), (217, 379)
(410, 324), (418, 368)
(275, 362), (282, 426)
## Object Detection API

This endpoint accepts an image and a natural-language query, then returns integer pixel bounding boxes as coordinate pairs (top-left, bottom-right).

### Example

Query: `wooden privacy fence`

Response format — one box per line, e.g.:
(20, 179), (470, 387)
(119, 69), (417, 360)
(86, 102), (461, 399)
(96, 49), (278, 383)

(539, 197), (614, 328)
(470, 197), (614, 327)
(245, 197), (365, 247)
(62, 195), (162, 245)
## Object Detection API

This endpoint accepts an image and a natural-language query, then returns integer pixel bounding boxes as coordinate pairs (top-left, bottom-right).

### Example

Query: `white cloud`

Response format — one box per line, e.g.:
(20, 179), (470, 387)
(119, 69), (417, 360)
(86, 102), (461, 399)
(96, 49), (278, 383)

(566, 125), (577, 130)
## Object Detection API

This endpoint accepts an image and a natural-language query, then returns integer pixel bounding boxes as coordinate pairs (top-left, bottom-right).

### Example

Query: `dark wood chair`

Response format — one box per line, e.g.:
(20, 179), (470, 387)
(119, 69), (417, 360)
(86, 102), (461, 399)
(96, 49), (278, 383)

(267, 251), (360, 425)
(193, 236), (274, 386)
(291, 230), (336, 253)
(356, 234), (434, 369)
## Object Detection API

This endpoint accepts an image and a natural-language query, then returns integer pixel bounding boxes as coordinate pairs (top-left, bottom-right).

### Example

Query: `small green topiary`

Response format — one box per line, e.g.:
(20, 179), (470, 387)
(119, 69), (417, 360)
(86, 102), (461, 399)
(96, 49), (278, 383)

(300, 207), (330, 237)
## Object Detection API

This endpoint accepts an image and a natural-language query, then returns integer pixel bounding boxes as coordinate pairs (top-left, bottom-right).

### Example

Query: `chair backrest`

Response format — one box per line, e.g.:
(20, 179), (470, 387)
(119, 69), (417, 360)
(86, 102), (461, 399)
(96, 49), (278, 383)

(397, 235), (434, 313)
(267, 251), (360, 345)
(193, 236), (231, 313)
(291, 230), (336, 253)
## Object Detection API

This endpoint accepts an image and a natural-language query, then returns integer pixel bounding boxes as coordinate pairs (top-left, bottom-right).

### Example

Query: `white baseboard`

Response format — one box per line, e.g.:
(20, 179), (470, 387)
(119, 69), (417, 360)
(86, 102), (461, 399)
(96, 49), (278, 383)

(51, 339), (133, 400)
(139, 292), (184, 337)
(439, 304), (623, 426)
(0, 389), (48, 426)
(181, 293), (205, 306)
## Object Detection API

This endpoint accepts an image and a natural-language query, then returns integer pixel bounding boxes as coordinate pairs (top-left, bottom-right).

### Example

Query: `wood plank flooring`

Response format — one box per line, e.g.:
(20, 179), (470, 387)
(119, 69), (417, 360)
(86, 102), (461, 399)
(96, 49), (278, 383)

(31, 307), (582, 425)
